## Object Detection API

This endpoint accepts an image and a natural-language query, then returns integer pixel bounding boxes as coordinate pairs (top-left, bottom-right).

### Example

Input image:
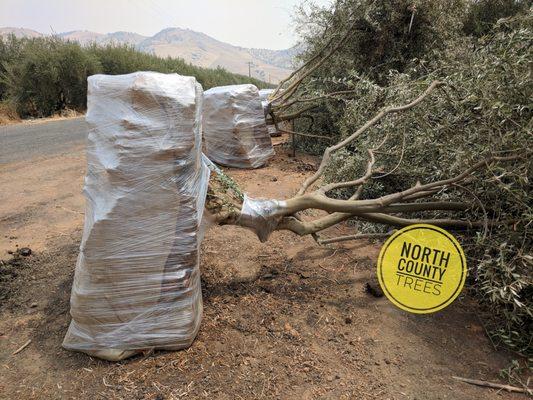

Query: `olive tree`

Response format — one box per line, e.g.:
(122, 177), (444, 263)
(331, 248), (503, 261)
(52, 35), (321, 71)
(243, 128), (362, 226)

(206, 2), (532, 356)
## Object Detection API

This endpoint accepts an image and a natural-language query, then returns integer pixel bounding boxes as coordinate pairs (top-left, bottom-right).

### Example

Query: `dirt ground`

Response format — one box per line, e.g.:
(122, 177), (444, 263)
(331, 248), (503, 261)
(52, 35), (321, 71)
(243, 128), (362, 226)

(0, 140), (527, 399)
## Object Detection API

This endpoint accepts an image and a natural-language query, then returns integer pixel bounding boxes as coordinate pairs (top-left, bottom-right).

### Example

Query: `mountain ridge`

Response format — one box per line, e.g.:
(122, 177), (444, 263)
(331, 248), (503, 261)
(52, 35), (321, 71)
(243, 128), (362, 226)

(0, 27), (299, 83)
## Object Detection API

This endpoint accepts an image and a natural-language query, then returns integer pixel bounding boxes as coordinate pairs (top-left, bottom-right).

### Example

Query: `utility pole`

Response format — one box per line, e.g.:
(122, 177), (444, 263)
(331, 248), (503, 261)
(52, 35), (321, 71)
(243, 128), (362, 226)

(246, 61), (253, 78)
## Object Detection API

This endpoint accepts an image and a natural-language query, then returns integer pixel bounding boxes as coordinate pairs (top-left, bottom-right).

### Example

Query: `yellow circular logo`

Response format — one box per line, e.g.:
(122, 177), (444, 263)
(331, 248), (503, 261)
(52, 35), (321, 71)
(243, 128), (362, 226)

(377, 224), (467, 314)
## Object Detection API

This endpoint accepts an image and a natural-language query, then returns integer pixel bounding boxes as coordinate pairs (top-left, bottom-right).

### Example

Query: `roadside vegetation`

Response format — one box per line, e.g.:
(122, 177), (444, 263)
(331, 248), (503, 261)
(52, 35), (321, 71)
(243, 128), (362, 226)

(0, 36), (270, 119)
(267, 0), (531, 357)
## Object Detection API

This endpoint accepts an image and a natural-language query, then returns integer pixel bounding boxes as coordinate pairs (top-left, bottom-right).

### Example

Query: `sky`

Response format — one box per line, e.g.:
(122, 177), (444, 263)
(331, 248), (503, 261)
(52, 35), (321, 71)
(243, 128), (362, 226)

(0, 0), (332, 50)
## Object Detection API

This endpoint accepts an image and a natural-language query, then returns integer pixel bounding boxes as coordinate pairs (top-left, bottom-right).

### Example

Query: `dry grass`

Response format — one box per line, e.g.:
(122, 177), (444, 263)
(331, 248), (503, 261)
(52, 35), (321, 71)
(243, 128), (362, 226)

(0, 102), (20, 125)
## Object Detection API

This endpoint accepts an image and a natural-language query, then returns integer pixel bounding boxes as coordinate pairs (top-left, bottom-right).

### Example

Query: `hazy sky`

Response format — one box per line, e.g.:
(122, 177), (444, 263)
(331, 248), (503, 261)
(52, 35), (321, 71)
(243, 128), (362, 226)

(0, 0), (332, 49)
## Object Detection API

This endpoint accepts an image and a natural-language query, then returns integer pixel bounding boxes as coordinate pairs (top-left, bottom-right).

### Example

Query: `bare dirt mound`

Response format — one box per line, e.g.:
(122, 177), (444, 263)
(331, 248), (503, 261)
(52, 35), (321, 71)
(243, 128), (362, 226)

(0, 145), (523, 399)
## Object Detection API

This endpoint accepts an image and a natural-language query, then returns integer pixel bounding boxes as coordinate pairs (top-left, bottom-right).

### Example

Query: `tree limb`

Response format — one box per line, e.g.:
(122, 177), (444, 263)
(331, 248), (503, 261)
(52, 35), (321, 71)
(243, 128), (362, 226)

(272, 18), (359, 106)
(278, 89), (359, 109)
(318, 231), (394, 245)
(275, 104), (320, 122)
(278, 128), (334, 141)
(356, 213), (486, 229)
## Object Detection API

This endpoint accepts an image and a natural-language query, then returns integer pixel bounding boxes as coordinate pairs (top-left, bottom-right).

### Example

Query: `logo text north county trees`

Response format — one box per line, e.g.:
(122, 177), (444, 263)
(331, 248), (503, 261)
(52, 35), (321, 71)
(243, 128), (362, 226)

(377, 225), (466, 314)
(395, 241), (451, 296)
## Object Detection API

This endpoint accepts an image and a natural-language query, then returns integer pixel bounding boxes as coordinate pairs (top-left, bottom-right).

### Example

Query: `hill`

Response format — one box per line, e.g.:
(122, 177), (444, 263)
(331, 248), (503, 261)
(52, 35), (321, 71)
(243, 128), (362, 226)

(0, 27), (42, 38)
(0, 27), (300, 83)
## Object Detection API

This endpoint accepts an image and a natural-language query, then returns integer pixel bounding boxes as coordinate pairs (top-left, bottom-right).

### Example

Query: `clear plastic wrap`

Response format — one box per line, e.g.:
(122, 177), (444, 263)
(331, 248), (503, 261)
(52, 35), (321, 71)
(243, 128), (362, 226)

(258, 89), (274, 99)
(63, 72), (209, 361)
(238, 194), (286, 242)
(258, 88), (280, 137)
(267, 124), (280, 137)
(259, 88), (274, 117)
(203, 84), (274, 168)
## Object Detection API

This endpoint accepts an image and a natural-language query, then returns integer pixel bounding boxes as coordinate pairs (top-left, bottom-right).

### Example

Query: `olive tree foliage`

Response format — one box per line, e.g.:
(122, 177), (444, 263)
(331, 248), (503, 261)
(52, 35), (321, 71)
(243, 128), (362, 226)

(1, 37), (102, 117)
(272, 0), (467, 154)
(0, 35), (24, 101)
(322, 15), (532, 354)
(292, 0), (464, 82)
(463, 0), (530, 36)
(207, 1), (531, 355)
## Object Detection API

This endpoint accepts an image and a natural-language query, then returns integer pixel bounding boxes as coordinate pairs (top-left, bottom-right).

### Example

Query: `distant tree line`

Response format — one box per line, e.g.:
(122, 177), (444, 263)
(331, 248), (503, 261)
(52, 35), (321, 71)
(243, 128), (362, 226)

(0, 36), (271, 118)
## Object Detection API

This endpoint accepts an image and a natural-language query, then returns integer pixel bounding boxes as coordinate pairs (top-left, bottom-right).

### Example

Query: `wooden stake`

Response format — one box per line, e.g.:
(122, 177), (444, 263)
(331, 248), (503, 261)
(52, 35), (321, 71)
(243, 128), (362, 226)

(452, 376), (531, 394)
(12, 339), (31, 355)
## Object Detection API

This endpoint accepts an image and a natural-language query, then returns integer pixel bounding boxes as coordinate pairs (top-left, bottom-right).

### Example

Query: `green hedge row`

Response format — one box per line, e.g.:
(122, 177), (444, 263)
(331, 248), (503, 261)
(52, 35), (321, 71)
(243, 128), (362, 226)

(0, 36), (271, 118)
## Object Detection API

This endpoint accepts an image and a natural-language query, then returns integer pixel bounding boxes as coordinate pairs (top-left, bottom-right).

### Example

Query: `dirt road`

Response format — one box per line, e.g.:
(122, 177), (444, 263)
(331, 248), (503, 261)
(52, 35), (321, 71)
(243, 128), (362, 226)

(0, 122), (524, 399)
(0, 117), (86, 256)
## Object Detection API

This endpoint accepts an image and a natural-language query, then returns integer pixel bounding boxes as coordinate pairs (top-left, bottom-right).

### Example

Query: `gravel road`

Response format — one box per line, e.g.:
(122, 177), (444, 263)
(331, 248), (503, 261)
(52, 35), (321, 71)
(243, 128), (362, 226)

(0, 117), (88, 164)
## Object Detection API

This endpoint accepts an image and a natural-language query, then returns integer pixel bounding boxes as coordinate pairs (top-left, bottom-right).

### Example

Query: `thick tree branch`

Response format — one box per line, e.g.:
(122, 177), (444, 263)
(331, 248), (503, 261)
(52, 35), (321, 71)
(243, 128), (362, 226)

(356, 213), (509, 229)
(275, 104), (320, 122)
(208, 145), (524, 242)
(278, 128), (334, 141)
(318, 231), (395, 245)
(278, 89), (359, 109)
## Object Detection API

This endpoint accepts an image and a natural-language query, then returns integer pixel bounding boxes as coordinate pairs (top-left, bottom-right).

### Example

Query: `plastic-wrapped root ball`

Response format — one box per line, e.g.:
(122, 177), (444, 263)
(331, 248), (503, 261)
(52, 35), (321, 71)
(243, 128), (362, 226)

(259, 88), (281, 137)
(259, 88), (275, 118)
(203, 84), (275, 168)
(62, 72), (209, 361)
